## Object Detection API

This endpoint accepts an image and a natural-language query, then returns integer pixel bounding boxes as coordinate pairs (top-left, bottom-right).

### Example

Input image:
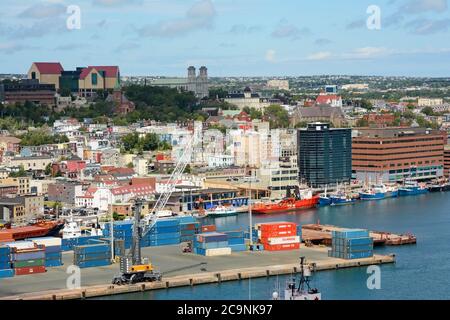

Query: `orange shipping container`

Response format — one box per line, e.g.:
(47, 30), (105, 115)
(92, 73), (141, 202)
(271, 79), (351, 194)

(259, 222), (297, 233)
(201, 225), (216, 233)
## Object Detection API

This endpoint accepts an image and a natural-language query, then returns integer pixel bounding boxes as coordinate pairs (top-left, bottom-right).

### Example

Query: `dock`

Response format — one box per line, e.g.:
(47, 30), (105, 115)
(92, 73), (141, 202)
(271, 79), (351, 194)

(302, 224), (417, 246)
(0, 244), (395, 300)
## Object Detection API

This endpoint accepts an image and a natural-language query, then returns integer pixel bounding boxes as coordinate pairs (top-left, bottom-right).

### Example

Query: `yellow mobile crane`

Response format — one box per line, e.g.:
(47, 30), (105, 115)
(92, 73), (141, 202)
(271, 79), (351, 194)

(112, 199), (162, 285)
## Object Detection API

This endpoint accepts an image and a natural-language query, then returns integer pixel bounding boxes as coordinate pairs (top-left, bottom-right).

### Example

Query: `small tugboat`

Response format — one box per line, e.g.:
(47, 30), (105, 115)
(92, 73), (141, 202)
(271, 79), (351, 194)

(330, 192), (356, 206)
(272, 257), (321, 301)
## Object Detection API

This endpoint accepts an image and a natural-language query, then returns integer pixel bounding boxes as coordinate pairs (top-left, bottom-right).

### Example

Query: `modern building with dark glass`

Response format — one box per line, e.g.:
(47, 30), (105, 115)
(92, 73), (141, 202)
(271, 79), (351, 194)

(297, 123), (352, 187)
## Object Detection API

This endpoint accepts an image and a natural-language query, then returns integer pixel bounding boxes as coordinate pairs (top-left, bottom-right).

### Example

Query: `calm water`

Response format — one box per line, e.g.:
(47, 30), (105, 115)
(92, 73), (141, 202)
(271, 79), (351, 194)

(98, 193), (450, 300)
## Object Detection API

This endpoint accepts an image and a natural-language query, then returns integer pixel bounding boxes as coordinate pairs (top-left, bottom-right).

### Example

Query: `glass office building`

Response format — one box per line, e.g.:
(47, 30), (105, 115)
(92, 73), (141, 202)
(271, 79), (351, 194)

(298, 123), (351, 187)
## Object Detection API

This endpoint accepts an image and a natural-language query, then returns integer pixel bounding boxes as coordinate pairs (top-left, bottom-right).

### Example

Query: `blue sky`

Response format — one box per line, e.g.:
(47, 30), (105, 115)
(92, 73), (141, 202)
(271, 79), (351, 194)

(1, 0), (450, 77)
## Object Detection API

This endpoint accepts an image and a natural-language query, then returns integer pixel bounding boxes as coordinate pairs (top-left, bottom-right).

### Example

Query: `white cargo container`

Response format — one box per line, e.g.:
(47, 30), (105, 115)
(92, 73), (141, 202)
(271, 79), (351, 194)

(205, 247), (232, 257)
(3, 241), (36, 250)
(267, 236), (300, 245)
(29, 237), (62, 247)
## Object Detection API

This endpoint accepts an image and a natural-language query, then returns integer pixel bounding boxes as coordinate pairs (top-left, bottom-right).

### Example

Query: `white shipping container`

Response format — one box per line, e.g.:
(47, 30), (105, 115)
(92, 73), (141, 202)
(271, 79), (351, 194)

(29, 237), (62, 247)
(3, 241), (36, 250)
(205, 247), (232, 257)
(267, 236), (300, 245)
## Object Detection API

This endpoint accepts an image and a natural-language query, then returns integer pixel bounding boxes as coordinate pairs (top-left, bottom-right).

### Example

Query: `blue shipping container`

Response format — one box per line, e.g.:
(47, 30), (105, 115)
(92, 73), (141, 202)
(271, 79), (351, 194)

(195, 241), (229, 250)
(76, 259), (111, 268)
(344, 237), (373, 246)
(46, 252), (62, 259)
(0, 254), (10, 263)
(0, 269), (14, 279)
(228, 238), (245, 245)
(229, 244), (247, 252)
(154, 219), (180, 228)
(74, 244), (110, 254)
(0, 262), (11, 269)
(148, 238), (180, 246)
(147, 232), (181, 241)
(12, 251), (45, 261)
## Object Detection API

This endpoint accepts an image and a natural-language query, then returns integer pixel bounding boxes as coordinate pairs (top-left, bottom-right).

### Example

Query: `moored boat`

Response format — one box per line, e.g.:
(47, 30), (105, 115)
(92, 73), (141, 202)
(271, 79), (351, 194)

(205, 205), (238, 218)
(253, 190), (319, 214)
(359, 184), (398, 201)
(398, 181), (429, 196)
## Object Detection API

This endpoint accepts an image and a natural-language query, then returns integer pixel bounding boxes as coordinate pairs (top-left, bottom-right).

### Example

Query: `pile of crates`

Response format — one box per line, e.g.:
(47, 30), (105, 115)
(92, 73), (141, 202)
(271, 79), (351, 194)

(256, 222), (300, 251)
(194, 232), (231, 256)
(8, 242), (46, 276)
(328, 229), (374, 260)
(0, 245), (14, 279)
(74, 242), (111, 268)
(28, 237), (63, 267)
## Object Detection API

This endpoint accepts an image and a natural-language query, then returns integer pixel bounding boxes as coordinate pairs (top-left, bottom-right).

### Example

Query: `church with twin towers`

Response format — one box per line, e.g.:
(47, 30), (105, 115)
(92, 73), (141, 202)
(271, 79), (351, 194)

(188, 66), (209, 99)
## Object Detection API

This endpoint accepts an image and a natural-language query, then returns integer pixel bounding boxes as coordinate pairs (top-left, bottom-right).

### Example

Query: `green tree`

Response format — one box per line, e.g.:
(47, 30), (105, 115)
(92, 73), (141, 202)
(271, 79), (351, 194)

(421, 106), (434, 116)
(9, 165), (27, 177)
(264, 105), (289, 129)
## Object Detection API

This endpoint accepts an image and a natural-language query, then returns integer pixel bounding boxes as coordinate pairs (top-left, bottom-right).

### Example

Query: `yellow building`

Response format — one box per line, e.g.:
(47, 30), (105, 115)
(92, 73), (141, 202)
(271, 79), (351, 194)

(28, 62), (63, 90)
(0, 176), (30, 195)
(78, 66), (120, 97)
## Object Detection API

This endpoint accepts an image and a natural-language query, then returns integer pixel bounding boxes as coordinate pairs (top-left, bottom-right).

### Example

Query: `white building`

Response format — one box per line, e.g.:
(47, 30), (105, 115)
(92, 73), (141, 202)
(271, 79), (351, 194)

(267, 79), (290, 91)
(418, 98), (444, 107)
(207, 155), (234, 168)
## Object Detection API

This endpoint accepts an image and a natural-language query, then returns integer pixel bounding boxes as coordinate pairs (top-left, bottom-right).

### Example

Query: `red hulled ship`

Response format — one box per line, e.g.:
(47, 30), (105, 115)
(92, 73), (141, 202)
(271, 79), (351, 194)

(0, 220), (65, 242)
(252, 187), (319, 214)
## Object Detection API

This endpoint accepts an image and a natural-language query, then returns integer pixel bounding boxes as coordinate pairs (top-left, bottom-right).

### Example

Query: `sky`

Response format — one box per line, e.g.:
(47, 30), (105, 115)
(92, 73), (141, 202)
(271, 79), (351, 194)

(0, 0), (450, 77)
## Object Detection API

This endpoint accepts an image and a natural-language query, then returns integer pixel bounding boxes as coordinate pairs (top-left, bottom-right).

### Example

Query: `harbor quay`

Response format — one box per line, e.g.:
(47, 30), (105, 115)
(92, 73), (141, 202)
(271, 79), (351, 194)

(0, 244), (395, 300)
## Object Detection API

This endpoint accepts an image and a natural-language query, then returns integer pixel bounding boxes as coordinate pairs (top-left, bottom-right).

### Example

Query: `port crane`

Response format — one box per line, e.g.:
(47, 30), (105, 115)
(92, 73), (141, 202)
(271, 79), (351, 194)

(112, 128), (199, 285)
(112, 198), (162, 285)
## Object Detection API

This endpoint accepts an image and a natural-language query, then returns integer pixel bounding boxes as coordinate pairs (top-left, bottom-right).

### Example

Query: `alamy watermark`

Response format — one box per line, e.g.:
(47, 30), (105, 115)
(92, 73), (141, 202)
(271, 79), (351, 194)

(66, 5), (81, 30)
(366, 5), (381, 30)
(367, 265), (381, 290)
(66, 265), (81, 289)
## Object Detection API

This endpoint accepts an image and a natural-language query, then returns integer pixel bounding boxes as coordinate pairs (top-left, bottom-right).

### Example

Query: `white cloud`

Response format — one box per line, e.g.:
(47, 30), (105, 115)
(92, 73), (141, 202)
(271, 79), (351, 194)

(307, 51), (332, 61)
(343, 47), (389, 59)
(93, 0), (143, 6)
(0, 42), (37, 53)
(406, 18), (450, 34)
(18, 2), (66, 19)
(265, 49), (276, 62)
(271, 20), (310, 40)
(137, 0), (216, 38)
(401, 0), (448, 14)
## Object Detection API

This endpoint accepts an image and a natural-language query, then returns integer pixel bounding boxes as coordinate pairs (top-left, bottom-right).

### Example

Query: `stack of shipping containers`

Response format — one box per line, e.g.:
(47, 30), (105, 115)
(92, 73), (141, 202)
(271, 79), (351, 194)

(257, 222), (300, 251)
(194, 232), (231, 256)
(328, 229), (374, 259)
(0, 245), (14, 279)
(223, 230), (247, 252)
(74, 242), (111, 268)
(29, 237), (63, 267)
(8, 241), (46, 276)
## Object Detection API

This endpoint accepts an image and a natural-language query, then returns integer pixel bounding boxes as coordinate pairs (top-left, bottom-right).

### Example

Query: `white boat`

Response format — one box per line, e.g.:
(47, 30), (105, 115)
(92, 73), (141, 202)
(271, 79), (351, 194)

(205, 205), (238, 218)
(272, 257), (321, 301)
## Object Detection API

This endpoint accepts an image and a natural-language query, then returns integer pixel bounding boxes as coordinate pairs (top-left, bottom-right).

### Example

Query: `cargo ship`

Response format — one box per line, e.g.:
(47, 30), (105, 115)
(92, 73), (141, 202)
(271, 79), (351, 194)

(359, 184), (398, 201)
(0, 220), (65, 242)
(252, 188), (319, 214)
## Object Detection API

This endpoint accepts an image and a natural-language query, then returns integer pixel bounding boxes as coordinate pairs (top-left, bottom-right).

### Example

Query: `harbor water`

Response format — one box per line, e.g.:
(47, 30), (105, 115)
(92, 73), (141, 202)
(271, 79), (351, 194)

(96, 192), (450, 300)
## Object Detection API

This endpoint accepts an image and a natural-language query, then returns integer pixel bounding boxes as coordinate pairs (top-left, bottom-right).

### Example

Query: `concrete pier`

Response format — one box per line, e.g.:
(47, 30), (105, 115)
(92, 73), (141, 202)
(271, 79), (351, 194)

(0, 244), (395, 300)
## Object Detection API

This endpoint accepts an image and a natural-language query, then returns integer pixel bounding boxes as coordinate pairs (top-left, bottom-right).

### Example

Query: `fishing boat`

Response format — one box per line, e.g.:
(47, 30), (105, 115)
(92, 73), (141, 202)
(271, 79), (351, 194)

(398, 180), (429, 196)
(252, 188), (319, 214)
(318, 186), (332, 206)
(272, 257), (321, 301)
(427, 179), (450, 192)
(359, 184), (398, 201)
(205, 204), (238, 218)
(330, 192), (356, 206)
